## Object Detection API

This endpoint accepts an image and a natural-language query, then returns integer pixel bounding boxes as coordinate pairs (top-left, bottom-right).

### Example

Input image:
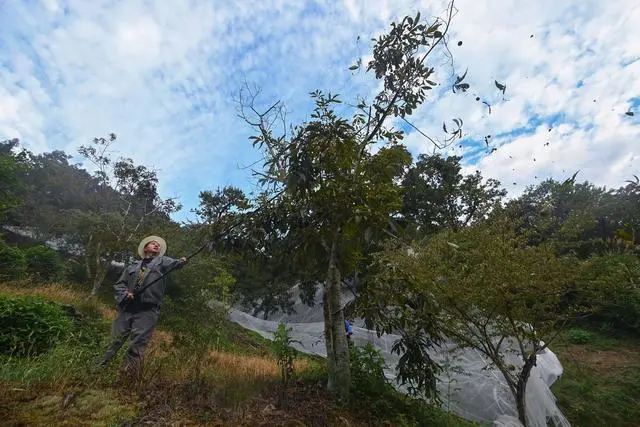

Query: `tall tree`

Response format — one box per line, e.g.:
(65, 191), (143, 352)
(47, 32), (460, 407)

(0, 139), (31, 223)
(238, 3), (477, 401)
(11, 149), (111, 239)
(75, 134), (181, 293)
(505, 177), (639, 257)
(401, 153), (505, 235)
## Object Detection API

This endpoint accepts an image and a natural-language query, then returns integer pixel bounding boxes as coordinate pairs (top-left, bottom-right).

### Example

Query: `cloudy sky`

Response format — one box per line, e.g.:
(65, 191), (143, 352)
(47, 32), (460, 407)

(1, 0), (638, 222)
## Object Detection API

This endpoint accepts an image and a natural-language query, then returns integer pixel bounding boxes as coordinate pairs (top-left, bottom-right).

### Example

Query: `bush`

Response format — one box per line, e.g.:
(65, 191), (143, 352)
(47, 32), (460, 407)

(566, 328), (593, 345)
(349, 343), (414, 417)
(0, 295), (72, 357)
(0, 297), (109, 386)
(581, 253), (640, 336)
(350, 343), (390, 401)
(348, 343), (471, 426)
(0, 238), (27, 280)
(24, 245), (66, 282)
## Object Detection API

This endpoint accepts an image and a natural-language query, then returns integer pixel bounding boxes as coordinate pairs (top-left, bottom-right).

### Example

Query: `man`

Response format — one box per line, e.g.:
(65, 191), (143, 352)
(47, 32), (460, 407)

(345, 318), (353, 346)
(98, 235), (188, 372)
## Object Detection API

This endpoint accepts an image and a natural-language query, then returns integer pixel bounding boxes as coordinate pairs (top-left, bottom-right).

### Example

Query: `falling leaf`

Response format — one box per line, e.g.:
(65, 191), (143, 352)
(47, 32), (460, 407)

(456, 68), (469, 84)
(548, 128), (552, 132)
(495, 80), (506, 94)
(530, 34), (534, 38)
(561, 170), (580, 186)
(457, 41), (463, 46)
(476, 97), (480, 101)
(626, 111), (635, 116)
(544, 142), (549, 146)
(349, 65), (359, 70)
(490, 147), (497, 153)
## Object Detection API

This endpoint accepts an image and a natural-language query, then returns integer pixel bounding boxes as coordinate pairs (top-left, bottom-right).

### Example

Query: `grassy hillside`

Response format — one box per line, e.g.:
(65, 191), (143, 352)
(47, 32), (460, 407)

(4, 282), (638, 426)
(0, 282), (476, 427)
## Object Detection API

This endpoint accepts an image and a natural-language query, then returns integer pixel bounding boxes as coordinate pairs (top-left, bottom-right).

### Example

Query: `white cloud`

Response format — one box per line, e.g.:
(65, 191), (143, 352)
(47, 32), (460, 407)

(0, 0), (637, 221)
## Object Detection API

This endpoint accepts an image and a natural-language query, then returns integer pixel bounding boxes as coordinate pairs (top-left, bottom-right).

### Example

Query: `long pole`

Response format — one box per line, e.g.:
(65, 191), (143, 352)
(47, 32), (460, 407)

(122, 189), (284, 307)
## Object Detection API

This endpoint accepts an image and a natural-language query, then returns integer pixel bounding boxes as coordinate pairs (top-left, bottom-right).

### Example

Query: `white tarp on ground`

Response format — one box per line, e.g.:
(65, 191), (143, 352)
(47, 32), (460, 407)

(227, 285), (570, 427)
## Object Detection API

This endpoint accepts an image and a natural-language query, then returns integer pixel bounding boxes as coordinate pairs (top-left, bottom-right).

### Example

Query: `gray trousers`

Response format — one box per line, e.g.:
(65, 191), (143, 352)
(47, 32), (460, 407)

(100, 304), (159, 370)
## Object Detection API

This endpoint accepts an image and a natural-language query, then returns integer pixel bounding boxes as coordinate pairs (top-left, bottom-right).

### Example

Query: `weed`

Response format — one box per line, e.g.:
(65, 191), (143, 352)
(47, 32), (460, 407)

(270, 322), (301, 408)
(566, 328), (593, 345)
(0, 294), (73, 357)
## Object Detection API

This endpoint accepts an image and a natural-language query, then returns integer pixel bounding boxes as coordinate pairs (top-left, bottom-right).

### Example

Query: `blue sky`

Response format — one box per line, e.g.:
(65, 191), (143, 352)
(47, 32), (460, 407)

(1, 0), (638, 223)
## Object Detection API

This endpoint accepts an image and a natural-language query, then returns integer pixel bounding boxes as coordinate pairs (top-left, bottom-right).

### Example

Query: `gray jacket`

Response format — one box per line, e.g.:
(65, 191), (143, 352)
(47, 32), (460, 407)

(114, 255), (185, 308)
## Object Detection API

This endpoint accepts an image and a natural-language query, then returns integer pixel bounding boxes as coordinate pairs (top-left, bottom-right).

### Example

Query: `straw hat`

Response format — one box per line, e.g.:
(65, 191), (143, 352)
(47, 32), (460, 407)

(138, 235), (167, 258)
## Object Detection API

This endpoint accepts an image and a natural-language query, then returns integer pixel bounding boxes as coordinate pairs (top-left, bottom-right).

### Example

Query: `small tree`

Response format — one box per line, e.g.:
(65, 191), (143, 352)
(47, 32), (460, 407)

(24, 245), (66, 282)
(76, 134), (181, 293)
(271, 323), (301, 408)
(364, 216), (602, 426)
(0, 236), (27, 281)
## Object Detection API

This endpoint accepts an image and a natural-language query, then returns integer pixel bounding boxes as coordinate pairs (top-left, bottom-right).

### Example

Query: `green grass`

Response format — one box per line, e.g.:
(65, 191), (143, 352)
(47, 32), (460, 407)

(551, 328), (640, 427)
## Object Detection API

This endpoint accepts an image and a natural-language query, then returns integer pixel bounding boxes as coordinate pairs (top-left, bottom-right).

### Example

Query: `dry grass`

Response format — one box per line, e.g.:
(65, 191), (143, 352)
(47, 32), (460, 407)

(0, 281), (116, 320)
(210, 350), (310, 381)
(161, 349), (310, 385)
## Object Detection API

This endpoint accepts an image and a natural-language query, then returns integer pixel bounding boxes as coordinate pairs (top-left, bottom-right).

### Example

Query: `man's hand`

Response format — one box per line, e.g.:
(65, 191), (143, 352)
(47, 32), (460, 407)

(180, 257), (188, 264)
(125, 291), (134, 300)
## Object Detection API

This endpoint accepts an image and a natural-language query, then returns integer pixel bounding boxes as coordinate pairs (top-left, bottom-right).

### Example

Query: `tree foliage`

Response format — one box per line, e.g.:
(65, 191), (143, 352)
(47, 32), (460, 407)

(401, 154), (505, 235)
(505, 177), (639, 257)
(0, 139), (31, 222)
(362, 214), (623, 425)
(72, 134), (182, 293)
(236, 1), (506, 402)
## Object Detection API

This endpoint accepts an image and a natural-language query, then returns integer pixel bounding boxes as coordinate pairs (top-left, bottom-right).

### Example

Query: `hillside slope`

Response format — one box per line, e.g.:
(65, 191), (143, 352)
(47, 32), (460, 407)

(0, 283), (475, 426)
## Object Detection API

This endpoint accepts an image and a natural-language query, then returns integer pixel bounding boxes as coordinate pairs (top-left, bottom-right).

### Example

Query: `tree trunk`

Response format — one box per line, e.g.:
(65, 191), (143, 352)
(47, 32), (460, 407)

(323, 230), (351, 403)
(515, 355), (537, 426)
(90, 259), (110, 295)
(323, 281), (336, 391)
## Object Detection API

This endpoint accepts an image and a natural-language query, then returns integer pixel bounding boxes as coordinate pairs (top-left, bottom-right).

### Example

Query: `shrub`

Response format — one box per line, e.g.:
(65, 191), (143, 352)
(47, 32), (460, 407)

(0, 295), (72, 356)
(349, 343), (396, 414)
(566, 328), (593, 345)
(0, 238), (27, 280)
(581, 253), (640, 336)
(347, 343), (476, 426)
(23, 245), (66, 282)
(271, 322), (301, 408)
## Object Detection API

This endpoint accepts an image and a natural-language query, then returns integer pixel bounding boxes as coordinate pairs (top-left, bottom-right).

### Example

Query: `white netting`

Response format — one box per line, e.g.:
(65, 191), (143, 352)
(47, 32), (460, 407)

(227, 285), (570, 427)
